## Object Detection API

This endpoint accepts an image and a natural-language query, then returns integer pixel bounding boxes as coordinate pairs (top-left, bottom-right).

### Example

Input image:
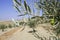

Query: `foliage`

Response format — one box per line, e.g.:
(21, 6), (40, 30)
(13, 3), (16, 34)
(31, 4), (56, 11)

(13, 0), (31, 16)
(0, 24), (7, 32)
(35, 0), (60, 23)
(53, 22), (60, 36)
(28, 20), (36, 28)
(8, 24), (12, 28)
(35, 0), (60, 36)
(19, 21), (25, 25)
(13, 0), (60, 38)
(13, 0), (37, 30)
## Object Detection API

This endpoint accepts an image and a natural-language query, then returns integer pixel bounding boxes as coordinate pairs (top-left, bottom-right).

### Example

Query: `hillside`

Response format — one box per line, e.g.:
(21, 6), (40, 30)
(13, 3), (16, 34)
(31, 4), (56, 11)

(0, 20), (59, 40)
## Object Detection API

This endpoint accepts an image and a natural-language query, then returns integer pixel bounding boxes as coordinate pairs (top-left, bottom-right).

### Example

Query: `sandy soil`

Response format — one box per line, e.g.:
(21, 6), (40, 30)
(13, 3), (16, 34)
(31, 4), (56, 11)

(6, 25), (56, 40)
(0, 27), (21, 40)
(0, 23), (57, 40)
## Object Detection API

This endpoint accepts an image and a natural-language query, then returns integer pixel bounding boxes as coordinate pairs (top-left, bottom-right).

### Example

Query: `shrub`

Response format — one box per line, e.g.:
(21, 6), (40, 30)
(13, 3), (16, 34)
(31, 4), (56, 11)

(0, 24), (7, 32)
(19, 22), (25, 25)
(8, 24), (12, 28)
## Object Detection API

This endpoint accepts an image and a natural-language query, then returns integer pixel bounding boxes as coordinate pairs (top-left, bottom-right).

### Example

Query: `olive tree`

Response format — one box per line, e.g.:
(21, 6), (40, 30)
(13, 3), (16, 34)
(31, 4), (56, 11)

(35, 0), (60, 36)
(12, 0), (60, 39)
(13, 0), (42, 32)
(12, 0), (45, 39)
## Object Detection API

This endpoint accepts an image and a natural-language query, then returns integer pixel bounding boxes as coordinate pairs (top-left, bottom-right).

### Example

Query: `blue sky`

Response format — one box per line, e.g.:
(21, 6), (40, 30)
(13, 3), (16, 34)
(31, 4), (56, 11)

(0, 0), (42, 21)
(0, 0), (19, 21)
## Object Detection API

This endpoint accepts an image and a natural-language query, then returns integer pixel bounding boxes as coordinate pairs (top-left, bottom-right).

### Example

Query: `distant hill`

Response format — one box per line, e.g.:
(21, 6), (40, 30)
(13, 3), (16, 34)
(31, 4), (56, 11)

(0, 20), (13, 26)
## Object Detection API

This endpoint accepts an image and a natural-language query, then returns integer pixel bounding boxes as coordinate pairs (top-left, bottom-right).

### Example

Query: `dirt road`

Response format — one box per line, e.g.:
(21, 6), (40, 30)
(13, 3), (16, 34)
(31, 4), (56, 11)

(6, 26), (56, 40)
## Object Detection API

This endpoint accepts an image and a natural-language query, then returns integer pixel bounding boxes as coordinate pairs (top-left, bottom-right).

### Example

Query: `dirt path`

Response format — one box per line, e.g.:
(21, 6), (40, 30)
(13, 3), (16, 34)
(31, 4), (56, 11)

(0, 24), (57, 40)
(6, 26), (57, 40)
(0, 27), (22, 40)
(6, 26), (38, 40)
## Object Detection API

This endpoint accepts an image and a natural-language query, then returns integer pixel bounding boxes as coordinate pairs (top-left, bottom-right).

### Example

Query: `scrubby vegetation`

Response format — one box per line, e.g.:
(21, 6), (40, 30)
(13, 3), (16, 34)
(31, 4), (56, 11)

(0, 24), (14, 32)
(0, 24), (7, 32)
(8, 24), (13, 28)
